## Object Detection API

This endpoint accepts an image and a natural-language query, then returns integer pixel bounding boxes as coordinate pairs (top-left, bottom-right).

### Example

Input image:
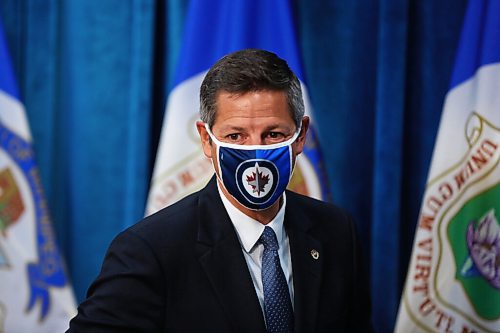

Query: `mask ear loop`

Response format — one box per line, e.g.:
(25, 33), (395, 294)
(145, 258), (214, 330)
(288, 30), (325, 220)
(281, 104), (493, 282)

(288, 121), (304, 181)
(206, 127), (225, 187)
(288, 145), (297, 182)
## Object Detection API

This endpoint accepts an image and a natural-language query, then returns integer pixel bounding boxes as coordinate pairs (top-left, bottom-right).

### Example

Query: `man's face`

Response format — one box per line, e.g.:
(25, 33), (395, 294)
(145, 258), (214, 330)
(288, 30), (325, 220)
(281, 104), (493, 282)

(196, 90), (309, 174)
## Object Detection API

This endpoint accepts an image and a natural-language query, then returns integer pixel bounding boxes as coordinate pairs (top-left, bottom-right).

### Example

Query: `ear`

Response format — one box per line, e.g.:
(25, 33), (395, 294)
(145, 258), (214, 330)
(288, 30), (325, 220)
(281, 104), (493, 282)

(293, 116), (310, 155)
(196, 121), (213, 159)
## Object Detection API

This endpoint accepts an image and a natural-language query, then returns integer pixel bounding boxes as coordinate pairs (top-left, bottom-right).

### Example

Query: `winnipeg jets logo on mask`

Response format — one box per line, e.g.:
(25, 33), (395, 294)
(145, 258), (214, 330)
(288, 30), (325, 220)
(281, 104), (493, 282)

(243, 162), (273, 197)
(236, 160), (279, 205)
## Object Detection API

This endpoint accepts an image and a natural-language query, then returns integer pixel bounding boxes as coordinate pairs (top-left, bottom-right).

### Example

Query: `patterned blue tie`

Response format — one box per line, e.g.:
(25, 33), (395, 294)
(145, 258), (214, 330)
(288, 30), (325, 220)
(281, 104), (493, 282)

(260, 226), (294, 333)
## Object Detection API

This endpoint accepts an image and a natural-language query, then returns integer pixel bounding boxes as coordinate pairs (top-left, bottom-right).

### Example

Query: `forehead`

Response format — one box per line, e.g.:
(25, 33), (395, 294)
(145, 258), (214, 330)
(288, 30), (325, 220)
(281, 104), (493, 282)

(213, 90), (294, 128)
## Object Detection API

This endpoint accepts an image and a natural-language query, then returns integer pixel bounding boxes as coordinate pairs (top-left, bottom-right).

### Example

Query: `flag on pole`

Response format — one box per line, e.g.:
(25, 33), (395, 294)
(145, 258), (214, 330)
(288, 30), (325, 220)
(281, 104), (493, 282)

(146, 0), (329, 215)
(395, 1), (500, 332)
(0, 19), (76, 332)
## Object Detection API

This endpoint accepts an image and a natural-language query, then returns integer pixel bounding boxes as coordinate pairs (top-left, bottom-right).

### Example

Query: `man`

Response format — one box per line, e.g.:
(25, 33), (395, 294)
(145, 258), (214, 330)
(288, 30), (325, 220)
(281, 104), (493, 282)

(67, 49), (373, 332)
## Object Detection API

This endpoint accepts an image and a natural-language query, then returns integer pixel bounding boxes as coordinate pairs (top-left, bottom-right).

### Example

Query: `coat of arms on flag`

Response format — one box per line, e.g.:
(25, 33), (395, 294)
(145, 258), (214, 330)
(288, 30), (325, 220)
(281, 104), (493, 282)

(0, 117), (76, 332)
(0, 168), (25, 232)
(399, 111), (499, 332)
(0, 167), (24, 272)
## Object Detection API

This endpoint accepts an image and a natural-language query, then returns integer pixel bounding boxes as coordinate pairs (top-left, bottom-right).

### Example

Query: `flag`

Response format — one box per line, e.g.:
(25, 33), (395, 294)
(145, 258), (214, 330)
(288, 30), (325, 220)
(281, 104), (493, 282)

(395, 1), (500, 332)
(0, 19), (76, 332)
(146, 0), (329, 215)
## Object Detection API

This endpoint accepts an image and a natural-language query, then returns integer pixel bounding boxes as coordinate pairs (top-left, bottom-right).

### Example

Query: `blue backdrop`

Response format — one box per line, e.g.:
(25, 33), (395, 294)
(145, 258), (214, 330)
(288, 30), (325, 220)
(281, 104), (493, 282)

(0, 0), (468, 332)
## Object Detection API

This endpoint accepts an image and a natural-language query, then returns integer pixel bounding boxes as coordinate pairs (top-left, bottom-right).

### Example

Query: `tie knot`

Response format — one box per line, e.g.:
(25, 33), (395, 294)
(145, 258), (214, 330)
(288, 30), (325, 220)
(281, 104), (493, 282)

(259, 226), (279, 251)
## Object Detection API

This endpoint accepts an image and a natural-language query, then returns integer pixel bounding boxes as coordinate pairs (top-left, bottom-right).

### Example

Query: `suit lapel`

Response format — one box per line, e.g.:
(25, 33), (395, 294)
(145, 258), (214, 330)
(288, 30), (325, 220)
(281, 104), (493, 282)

(285, 194), (323, 333)
(195, 178), (266, 333)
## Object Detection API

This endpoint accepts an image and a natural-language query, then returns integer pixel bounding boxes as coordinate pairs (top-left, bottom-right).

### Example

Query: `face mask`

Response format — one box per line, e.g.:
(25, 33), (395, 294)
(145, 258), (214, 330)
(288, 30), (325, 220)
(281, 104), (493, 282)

(205, 124), (301, 211)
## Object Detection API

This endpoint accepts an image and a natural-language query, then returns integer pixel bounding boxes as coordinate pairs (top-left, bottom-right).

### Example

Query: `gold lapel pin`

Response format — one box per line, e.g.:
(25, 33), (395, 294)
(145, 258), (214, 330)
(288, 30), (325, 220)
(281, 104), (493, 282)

(310, 249), (319, 260)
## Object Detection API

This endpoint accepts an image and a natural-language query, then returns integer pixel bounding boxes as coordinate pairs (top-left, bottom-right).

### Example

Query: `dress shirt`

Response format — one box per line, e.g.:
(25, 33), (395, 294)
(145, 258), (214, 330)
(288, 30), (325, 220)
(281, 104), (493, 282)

(217, 183), (294, 313)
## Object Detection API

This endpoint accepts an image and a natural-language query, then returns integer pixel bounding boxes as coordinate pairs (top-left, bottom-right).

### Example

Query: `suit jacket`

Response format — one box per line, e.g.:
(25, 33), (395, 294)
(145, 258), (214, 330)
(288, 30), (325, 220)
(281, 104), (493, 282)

(67, 177), (373, 332)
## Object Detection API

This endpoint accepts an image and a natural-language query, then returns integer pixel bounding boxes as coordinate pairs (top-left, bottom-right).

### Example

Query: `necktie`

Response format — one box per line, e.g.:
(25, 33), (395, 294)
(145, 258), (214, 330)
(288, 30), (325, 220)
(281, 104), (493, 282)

(259, 226), (294, 333)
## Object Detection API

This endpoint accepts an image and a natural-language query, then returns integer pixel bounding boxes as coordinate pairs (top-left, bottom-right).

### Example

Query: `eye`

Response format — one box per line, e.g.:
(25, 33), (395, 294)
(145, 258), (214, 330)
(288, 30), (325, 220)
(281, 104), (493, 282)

(266, 132), (286, 142)
(226, 133), (241, 142)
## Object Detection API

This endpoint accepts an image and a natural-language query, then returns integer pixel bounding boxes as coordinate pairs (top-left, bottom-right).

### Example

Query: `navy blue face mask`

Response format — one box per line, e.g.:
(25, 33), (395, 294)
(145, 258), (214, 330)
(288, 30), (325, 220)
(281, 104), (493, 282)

(205, 124), (301, 211)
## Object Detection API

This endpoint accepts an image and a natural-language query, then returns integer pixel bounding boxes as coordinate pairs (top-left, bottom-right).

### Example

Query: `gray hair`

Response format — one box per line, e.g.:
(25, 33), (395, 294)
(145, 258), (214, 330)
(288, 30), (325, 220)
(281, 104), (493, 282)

(199, 49), (304, 128)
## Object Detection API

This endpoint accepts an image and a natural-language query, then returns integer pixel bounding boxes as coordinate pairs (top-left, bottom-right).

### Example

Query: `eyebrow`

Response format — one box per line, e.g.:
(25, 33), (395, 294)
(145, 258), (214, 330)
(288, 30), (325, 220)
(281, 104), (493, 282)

(217, 124), (294, 133)
(262, 124), (295, 133)
(216, 125), (246, 133)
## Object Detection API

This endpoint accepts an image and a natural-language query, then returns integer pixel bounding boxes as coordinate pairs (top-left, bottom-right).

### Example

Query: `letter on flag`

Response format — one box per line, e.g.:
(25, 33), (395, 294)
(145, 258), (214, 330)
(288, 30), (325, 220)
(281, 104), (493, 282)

(0, 19), (76, 332)
(395, 1), (500, 332)
(146, 0), (329, 215)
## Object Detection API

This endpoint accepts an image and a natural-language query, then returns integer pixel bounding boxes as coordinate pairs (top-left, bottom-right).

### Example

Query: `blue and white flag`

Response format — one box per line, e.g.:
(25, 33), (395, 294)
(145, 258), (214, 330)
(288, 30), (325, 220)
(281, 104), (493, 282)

(396, 1), (500, 332)
(0, 19), (76, 332)
(146, 0), (329, 214)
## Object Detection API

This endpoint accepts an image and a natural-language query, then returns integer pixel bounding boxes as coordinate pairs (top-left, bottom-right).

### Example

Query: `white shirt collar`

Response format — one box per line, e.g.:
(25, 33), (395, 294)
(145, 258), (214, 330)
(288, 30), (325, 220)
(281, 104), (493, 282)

(217, 182), (287, 253)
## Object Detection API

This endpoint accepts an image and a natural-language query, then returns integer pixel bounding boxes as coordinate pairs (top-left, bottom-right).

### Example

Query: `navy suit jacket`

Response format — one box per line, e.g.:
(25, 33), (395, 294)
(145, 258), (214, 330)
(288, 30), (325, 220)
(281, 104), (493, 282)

(68, 177), (373, 332)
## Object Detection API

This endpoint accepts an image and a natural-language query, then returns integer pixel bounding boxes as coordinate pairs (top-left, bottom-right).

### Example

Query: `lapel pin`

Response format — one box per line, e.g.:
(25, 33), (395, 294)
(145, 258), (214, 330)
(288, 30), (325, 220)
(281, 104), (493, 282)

(310, 249), (319, 260)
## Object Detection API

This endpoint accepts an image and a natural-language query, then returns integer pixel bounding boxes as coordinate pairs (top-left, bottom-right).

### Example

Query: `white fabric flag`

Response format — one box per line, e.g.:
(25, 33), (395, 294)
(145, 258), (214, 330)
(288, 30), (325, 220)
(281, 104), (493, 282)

(395, 1), (500, 332)
(0, 20), (76, 333)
